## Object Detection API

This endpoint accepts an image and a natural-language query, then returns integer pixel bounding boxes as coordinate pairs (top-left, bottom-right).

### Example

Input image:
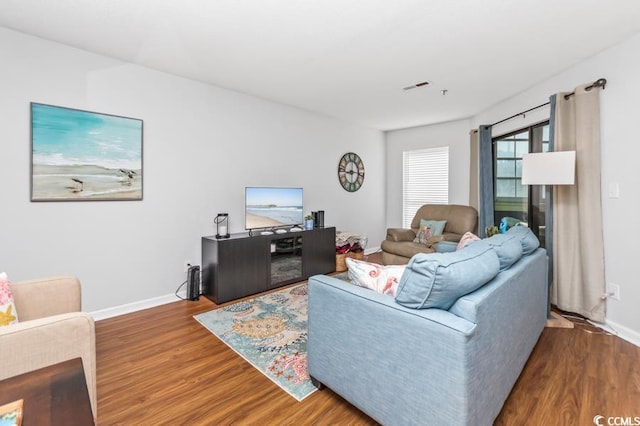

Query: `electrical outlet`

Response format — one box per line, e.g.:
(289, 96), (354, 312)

(607, 283), (620, 300)
(608, 182), (620, 199)
(184, 261), (192, 273)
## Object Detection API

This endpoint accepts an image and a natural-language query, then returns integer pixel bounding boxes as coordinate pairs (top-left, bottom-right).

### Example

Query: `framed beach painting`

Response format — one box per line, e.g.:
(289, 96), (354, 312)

(0, 399), (23, 426)
(31, 102), (143, 201)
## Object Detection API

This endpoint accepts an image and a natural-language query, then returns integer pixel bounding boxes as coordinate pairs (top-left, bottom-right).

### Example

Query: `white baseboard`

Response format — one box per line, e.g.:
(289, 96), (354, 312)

(92, 251), (385, 321)
(602, 319), (640, 348)
(91, 290), (187, 321)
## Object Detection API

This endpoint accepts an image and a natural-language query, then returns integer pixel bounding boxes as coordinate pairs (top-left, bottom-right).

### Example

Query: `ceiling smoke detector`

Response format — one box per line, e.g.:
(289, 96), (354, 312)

(403, 81), (430, 91)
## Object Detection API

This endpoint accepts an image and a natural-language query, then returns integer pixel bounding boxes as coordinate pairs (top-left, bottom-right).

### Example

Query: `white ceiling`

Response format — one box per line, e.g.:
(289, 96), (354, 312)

(2, 0), (640, 130)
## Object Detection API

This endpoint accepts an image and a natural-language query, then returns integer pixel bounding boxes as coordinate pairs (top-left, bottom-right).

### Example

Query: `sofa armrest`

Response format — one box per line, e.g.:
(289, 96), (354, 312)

(386, 228), (416, 242)
(0, 312), (97, 419)
(10, 276), (81, 321)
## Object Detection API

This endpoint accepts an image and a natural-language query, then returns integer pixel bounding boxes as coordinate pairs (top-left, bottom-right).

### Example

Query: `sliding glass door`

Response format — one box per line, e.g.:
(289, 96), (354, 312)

(493, 122), (549, 247)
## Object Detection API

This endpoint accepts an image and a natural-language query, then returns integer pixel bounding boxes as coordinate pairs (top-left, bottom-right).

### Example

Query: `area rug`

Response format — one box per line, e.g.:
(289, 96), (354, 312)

(194, 284), (315, 401)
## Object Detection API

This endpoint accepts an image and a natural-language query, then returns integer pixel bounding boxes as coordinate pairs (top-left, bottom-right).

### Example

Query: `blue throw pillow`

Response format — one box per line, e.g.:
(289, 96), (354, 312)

(420, 219), (446, 236)
(473, 234), (523, 271)
(506, 225), (540, 255)
(413, 219), (448, 244)
(395, 242), (500, 310)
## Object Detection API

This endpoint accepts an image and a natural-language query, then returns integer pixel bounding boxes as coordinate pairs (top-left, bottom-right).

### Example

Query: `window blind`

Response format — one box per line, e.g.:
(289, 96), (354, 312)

(402, 147), (449, 228)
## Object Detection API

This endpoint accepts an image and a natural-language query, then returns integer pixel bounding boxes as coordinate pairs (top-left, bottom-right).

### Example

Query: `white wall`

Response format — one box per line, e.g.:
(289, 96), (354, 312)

(0, 27), (386, 314)
(385, 119), (472, 228)
(386, 33), (640, 343)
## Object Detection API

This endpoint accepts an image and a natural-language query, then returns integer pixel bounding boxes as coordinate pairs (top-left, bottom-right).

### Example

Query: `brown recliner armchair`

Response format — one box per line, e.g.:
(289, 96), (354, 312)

(381, 204), (478, 265)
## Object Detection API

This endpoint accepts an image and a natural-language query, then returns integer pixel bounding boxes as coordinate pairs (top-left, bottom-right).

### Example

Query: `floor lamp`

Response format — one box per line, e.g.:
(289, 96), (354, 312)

(521, 150), (576, 328)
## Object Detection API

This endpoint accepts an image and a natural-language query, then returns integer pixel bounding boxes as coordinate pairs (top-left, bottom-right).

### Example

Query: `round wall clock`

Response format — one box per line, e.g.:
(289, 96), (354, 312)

(338, 152), (365, 192)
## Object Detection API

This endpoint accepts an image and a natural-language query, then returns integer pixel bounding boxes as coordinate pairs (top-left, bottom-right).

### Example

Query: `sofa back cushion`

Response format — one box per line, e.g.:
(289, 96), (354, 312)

(474, 234), (523, 271)
(506, 225), (540, 255)
(410, 204), (478, 237)
(395, 242), (500, 310)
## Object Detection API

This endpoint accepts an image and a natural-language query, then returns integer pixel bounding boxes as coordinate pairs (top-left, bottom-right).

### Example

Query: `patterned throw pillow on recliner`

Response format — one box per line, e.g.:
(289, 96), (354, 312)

(0, 272), (19, 326)
(413, 219), (447, 245)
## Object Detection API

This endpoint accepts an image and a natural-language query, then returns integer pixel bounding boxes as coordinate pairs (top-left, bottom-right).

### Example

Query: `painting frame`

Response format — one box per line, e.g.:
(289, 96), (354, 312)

(0, 399), (23, 426)
(30, 102), (144, 202)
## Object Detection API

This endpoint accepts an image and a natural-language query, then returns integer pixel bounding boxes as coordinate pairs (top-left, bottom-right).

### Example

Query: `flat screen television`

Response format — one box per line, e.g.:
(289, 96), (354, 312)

(245, 187), (303, 230)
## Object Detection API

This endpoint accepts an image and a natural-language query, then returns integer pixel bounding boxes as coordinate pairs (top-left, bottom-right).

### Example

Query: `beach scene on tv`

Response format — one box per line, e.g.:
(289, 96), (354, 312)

(245, 187), (303, 229)
(31, 103), (143, 201)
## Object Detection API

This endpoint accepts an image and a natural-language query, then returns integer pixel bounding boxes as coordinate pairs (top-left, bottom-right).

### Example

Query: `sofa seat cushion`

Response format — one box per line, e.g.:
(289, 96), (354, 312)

(395, 242), (500, 310)
(380, 240), (435, 258)
(475, 234), (523, 271)
(506, 225), (540, 255)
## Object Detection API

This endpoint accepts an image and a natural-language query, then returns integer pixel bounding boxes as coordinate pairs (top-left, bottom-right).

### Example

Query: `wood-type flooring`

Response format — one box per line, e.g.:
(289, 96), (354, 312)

(96, 252), (640, 425)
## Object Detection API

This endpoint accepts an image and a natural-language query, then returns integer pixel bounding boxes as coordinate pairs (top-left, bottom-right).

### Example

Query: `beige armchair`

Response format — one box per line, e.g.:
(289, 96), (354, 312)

(381, 204), (478, 265)
(0, 276), (97, 419)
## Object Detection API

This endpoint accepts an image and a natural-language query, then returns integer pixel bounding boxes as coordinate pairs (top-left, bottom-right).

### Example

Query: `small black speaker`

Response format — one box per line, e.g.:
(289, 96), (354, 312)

(187, 265), (200, 301)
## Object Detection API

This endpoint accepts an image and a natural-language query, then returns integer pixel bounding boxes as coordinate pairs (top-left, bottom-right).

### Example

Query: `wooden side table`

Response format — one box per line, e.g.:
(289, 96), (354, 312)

(0, 358), (94, 426)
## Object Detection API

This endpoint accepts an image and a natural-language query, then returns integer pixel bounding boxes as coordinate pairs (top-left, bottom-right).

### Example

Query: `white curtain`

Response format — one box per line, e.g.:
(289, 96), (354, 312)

(551, 83), (606, 322)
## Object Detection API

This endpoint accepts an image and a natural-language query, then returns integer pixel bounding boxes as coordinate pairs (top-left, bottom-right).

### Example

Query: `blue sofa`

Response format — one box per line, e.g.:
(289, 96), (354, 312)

(308, 229), (547, 426)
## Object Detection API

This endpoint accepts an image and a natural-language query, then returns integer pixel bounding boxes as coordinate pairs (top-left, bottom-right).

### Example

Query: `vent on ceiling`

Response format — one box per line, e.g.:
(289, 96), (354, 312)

(403, 81), (430, 91)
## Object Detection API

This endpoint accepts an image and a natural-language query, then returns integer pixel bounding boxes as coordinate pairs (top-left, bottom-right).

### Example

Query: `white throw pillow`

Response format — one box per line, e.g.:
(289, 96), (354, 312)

(345, 258), (405, 297)
(456, 231), (481, 250)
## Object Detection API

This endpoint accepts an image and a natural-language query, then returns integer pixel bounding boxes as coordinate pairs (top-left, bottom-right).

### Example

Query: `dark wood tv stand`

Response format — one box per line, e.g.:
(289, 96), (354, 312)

(201, 227), (336, 304)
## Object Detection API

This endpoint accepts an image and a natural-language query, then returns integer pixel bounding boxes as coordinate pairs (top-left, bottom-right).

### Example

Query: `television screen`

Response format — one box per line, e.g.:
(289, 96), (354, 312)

(245, 187), (303, 230)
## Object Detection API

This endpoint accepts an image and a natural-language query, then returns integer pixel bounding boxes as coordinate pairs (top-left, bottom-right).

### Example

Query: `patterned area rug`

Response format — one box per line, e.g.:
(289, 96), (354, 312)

(194, 284), (315, 401)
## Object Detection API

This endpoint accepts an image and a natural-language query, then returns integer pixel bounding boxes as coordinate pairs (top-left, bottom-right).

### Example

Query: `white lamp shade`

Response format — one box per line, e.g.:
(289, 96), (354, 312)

(521, 151), (576, 185)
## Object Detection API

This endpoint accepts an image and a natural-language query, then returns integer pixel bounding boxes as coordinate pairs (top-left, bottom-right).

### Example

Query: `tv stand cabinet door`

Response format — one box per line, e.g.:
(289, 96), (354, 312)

(202, 237), (268, 304)
(303, 227), (336, 276)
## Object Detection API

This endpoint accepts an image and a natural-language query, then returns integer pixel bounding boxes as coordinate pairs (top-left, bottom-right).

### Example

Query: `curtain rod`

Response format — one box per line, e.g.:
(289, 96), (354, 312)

(489, 102), (550, 127)
(564, 77), (607, 100)
(486, 77), (607, 128)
